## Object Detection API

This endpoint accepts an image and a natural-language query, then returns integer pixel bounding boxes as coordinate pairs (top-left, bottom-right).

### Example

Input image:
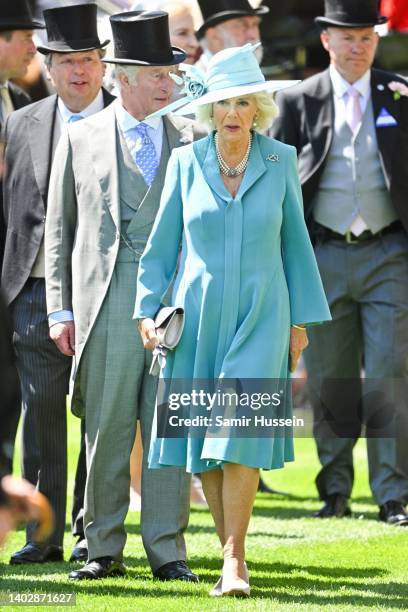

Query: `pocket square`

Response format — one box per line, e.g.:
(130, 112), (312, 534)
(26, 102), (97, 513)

(376, 107), (398, 128)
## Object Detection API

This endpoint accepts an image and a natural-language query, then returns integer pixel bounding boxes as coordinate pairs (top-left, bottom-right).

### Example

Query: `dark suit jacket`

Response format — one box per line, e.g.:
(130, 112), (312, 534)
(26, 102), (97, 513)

(271, 68), (408, 237)
(1, 88), (115, 306)
(0, 82), (31, 279)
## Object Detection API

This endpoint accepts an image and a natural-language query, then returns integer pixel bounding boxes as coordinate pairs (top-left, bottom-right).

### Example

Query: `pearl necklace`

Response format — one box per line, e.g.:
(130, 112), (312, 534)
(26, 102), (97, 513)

(215, 131), (252, 177)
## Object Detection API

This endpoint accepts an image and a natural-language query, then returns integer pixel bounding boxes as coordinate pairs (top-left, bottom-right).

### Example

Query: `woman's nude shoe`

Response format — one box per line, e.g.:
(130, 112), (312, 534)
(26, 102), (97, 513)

(209, 574), (223, 597)
(221, 577), (250, 597)
(221, 562), (250, 597)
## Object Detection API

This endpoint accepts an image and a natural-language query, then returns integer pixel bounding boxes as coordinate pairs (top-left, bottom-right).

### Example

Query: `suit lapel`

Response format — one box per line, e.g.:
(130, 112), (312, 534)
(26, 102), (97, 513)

(370, 70), (399, 186)
(238, 133), (267, 198)
(200, 132), (267, 202)
(87, 105), (120, 228)
(27, 95), (58, 209)
(200, 134), (230, 202)
(304, 70), (334, 170)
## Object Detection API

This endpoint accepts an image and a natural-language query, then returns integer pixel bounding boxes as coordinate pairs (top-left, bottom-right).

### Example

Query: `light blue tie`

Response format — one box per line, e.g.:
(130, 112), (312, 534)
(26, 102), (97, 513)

(68, 114), (84, 123)
(133, 122), (159, 186)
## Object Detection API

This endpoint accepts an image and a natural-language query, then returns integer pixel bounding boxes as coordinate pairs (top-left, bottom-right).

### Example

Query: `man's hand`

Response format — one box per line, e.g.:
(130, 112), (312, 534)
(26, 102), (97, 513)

(49, 321), (75, 356)
(138, 318), (159, 351)
(289, 326), (309, 373)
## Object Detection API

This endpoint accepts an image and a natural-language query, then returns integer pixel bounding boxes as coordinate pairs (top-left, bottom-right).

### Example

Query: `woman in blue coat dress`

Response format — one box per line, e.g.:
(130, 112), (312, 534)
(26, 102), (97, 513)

(134, 43), (331, 597)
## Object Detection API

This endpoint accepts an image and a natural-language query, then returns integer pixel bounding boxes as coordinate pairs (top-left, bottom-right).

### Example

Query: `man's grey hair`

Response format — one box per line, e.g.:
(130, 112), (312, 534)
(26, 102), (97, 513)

(44, 48), (106, 69)
(113, 64), (141, 88)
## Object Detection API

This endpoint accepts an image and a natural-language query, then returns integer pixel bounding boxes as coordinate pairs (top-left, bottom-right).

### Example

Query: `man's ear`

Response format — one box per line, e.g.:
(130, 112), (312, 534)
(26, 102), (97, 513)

(320, 30), (330, 53)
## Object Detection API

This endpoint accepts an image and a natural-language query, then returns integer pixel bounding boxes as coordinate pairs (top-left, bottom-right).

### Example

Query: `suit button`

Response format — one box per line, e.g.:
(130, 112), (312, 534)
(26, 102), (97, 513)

(42, 216), (46, 223)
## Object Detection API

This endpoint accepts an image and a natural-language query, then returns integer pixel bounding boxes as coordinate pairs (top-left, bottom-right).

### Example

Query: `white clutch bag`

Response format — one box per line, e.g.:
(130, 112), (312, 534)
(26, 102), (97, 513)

(149, 306), (185, 376)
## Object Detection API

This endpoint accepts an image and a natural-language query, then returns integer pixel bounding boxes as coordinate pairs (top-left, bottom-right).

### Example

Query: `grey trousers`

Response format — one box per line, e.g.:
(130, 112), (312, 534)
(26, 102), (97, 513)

(77, 252), (191, 569)
(11, 279), (85, 546)
(305, 230), (408, 506)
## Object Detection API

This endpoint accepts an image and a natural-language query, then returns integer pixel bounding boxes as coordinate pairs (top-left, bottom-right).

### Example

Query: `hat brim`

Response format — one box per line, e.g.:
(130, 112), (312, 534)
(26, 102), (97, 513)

(37, 39), (110, 55)
(315, 16), (388, 28)
(171, 80), (300, 116)
(103, 47), (186, 66)
(0, 20), (45, 31)
(197, 6), (269, 39)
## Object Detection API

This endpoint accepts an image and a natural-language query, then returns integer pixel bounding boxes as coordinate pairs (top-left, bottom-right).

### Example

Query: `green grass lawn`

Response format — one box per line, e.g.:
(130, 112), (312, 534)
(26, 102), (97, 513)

(1, 412), (407, 611)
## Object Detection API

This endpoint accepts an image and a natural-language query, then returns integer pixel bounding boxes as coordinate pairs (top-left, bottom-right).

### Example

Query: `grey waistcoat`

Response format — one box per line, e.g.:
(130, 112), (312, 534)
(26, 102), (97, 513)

(312, 100), (398, 234)
(116, 125), (170, 262)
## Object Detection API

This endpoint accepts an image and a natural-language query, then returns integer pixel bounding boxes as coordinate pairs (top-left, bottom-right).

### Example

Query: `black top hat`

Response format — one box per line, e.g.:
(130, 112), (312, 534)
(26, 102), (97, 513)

(103, 11), (186, 66)
(315, 0), (388, 28)
(37, 3), (109, 55)
(0, 0), (44, 32)
(196, 0), (269, 39)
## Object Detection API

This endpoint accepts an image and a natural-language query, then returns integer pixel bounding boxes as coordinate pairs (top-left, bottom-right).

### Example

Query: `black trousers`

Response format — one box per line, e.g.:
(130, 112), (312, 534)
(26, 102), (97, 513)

(11, 278), (86, 546)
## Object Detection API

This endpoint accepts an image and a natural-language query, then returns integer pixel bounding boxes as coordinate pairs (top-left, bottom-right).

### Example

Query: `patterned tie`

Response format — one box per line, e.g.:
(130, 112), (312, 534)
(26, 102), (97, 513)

(345, 86), (362, 134)
(68, 114), (84, 123)
(133, 122), (159, 186)
(0, 85), (14, 123)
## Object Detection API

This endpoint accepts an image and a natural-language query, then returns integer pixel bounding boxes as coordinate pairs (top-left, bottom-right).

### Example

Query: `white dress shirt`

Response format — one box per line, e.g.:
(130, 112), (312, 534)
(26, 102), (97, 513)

(114, 98), (163, 160)
(57, 89), (105, 126)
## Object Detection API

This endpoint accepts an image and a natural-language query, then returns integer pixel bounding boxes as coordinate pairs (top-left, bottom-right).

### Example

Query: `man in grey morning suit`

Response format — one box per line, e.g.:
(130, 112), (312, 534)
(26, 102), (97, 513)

(1, 3), (115, 565)
(272, 0), (408, 525)
(45, 11), (206, 581)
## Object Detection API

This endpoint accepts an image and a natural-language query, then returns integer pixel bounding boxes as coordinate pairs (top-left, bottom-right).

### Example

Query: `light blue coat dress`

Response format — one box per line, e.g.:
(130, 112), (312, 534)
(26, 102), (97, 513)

(134, 132), (331, 473)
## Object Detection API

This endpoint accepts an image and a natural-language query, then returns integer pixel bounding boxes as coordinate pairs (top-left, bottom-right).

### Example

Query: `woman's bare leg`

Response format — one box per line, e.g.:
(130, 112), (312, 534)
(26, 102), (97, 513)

(201, 468), (225, 546)
(222, 464), (259, 582)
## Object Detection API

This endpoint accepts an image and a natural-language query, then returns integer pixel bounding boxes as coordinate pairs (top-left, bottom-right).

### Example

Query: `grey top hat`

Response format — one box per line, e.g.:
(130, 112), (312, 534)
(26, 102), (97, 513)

(315, 0), (388, 28)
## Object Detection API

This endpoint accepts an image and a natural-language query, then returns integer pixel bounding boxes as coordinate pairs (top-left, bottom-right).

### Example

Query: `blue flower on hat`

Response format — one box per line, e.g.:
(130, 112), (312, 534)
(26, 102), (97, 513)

(171, 64), (207, 100)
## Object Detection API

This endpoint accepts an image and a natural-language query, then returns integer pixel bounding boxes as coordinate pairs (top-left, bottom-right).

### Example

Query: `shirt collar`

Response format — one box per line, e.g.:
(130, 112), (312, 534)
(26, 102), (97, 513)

(114, 98), (162, 134)
(58, 89), (105, 123)
(329, 64), (371, 99)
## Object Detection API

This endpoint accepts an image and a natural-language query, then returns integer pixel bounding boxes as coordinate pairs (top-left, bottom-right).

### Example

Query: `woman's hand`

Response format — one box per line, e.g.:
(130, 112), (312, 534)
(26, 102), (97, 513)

(138, 318), (159, 351)
(289, 325), (308, 373)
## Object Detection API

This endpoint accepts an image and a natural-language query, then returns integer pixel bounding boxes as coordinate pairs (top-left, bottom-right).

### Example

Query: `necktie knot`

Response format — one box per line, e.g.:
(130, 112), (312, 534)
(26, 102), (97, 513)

(68, 114), (84, 123)
(348, 86), (360, 100)
(135, 122), (149, 137)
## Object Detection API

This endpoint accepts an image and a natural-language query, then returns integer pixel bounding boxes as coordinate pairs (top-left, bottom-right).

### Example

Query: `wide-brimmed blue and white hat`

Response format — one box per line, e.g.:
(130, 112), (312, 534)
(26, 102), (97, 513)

(148, 43), (299, 117)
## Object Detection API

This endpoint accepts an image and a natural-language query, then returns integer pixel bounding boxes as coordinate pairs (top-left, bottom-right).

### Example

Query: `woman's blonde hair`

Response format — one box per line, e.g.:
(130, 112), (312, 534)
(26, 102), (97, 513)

(196, 91), (279, 133)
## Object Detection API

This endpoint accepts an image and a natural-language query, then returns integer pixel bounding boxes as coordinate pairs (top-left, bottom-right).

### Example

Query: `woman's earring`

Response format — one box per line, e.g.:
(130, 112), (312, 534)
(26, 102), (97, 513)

(252, 113), (259, 128)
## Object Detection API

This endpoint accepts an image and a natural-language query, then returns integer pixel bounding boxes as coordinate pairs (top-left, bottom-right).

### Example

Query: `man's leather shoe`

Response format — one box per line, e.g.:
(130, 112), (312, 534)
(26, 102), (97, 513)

(379, 501), (408, 526)
(69, 556), (126, 580)
(69, 538), (88, 562)
(10, 543), (63, 565)
(153, 560), (199, 582)
(313, 494), (351, 518)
